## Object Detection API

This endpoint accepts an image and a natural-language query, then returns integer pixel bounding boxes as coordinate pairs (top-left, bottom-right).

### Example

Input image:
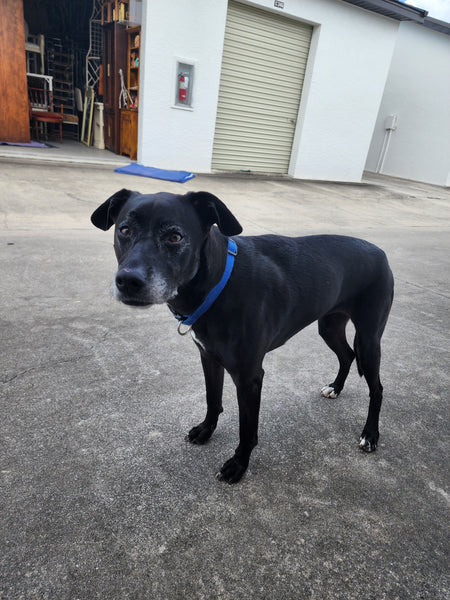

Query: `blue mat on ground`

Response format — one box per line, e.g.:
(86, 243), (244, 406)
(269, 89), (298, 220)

(114, 163), (195, 183)
(1, 140), (49, 148)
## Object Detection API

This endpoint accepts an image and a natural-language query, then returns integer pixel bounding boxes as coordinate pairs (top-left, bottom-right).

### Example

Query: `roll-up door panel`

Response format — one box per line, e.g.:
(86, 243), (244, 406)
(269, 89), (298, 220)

(212, 1), (312, 174)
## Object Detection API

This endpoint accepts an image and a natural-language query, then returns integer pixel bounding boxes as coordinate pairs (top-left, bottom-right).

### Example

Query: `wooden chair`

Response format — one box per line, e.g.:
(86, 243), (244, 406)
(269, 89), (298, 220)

(28, 86), (64, 144)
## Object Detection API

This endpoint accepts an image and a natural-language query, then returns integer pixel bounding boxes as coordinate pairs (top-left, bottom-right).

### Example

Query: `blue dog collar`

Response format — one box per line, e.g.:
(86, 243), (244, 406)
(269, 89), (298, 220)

(173, 238), (237, 334)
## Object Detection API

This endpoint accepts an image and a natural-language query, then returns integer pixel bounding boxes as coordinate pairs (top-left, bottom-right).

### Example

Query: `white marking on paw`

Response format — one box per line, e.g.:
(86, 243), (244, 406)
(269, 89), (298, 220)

(321, 385), (338, 399)
(359, 437), (375, 452)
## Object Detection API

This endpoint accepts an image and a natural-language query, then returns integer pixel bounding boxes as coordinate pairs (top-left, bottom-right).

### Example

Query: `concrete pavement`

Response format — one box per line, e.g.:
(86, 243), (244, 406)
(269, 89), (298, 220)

(1, 158), (449, 599)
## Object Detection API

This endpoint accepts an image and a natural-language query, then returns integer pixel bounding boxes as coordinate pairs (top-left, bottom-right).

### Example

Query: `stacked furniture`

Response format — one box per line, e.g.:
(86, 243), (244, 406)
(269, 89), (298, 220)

(46, 38), (78, 139)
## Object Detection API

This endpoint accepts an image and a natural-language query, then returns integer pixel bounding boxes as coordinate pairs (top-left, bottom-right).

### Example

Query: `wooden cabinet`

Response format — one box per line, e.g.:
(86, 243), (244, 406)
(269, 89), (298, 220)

(0, 0), (30, 143)
(102, 21), (127, 154)
(126, 26), (140, 109)
(119, 108), (138, 160)
(119, 26), (140, 160)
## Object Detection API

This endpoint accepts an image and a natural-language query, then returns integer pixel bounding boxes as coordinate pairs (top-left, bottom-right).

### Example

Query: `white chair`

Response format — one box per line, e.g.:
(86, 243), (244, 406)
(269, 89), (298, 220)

(24, 20), (45, 75)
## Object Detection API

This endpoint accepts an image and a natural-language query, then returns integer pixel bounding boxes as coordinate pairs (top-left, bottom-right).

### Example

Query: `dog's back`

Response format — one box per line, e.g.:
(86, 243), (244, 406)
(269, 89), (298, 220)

(221, 233), (393, 348)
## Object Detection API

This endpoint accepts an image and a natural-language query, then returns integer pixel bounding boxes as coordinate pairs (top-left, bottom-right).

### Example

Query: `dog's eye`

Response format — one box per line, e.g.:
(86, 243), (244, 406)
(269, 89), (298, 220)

(119, 225), (131, 237)
(169, 232), (183, 243)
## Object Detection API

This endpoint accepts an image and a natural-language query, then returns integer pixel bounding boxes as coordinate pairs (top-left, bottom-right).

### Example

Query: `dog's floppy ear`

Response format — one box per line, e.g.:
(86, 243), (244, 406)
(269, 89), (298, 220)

(91, 189), (137, 231)
(186, 191), (243, 236)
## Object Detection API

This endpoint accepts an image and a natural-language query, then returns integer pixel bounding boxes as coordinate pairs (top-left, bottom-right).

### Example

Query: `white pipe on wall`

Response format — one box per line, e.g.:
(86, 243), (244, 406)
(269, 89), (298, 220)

(376, 114), (398, 173)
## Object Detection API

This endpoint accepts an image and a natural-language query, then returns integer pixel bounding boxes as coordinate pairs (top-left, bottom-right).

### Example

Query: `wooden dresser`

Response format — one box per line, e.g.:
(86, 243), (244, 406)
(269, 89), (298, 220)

(119, 25), (140, 160)
(102, 22), (127, 154)
(119, 108), (138, 160)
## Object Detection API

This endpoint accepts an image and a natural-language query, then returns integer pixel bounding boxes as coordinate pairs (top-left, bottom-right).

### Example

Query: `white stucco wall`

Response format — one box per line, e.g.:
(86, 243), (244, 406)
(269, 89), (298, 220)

(285, 0), (399, 181)
(138, 0), (228, 172)
(138, 0), (399, 181)
(365, 22), (450, 187)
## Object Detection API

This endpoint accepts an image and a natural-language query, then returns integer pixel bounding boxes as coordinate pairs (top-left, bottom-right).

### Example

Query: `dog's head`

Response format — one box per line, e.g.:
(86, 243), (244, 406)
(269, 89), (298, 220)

(91, 189), (242, 307)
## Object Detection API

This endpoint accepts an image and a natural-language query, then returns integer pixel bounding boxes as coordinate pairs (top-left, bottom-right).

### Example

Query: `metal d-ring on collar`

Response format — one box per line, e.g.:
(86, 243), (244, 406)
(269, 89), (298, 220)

(173, 238), (238, 335)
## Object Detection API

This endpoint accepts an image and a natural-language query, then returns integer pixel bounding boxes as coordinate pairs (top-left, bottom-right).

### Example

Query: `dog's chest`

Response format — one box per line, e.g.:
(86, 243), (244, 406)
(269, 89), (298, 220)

(190, 329), (208, 352)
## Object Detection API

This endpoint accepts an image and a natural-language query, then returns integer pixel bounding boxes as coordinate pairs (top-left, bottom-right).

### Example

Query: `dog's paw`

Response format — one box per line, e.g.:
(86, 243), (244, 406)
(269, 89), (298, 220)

(359, 433), (378, 452)
(186, 421), (214, 445)
(216, 455), (248, 484)
(321, 385), (339, 399)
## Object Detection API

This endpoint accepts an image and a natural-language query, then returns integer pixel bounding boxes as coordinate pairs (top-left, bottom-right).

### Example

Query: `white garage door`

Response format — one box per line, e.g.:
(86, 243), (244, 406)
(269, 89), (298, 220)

(212, 1), (313, 174)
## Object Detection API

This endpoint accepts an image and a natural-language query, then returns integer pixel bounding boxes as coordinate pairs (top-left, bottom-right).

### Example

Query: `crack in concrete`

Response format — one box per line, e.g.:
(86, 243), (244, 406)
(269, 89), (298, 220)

(2, 354), (94, 385)
(397, 278), (450, 300)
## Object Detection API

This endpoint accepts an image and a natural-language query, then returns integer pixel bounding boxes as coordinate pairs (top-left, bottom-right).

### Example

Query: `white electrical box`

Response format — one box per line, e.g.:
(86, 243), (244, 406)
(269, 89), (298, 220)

(384, 115), (398, 130)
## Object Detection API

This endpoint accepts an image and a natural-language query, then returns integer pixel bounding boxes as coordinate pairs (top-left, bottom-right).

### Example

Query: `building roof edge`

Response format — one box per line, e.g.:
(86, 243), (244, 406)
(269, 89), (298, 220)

(340, 0), (427, 23)
(422, 16), (450, 35)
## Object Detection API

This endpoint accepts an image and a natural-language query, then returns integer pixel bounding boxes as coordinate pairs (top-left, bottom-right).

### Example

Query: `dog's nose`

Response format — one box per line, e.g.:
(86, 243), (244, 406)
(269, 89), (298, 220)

(115, 269), (146, 295)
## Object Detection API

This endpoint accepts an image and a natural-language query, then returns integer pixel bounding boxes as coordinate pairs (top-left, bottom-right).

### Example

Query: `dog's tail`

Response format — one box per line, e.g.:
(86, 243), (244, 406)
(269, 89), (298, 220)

(353, 284), (394, 380)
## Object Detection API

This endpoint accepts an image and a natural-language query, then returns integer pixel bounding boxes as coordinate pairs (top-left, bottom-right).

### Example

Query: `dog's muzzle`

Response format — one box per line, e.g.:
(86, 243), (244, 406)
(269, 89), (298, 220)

(114, 268), (152, 306)
(114, 267), (177, 306)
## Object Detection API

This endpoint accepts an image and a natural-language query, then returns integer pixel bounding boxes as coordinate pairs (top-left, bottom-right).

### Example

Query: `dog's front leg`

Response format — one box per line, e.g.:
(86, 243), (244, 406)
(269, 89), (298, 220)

(187, 351), (224, 445)
(217, 367), (264, 484)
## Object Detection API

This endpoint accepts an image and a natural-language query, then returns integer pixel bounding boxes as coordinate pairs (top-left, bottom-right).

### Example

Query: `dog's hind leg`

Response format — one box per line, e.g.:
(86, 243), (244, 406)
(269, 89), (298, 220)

(353, 286), (392, 452)
(319, 312), (355, 399)
(353, 330), (383, 452)
(187, 351), (224, 445)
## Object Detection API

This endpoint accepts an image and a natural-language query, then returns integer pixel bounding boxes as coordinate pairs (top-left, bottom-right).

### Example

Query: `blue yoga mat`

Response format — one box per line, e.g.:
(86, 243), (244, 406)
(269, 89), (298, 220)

(114, 163), (195, 183)
(1, 141), (49, 148)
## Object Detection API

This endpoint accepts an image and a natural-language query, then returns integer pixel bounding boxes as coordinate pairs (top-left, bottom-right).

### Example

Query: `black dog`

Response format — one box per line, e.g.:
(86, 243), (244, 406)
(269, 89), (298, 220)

(91, 189), (394, 483)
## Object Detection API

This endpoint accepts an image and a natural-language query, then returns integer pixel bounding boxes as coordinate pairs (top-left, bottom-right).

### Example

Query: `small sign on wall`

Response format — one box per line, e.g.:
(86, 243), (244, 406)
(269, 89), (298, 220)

(274, 0), (284, 8)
